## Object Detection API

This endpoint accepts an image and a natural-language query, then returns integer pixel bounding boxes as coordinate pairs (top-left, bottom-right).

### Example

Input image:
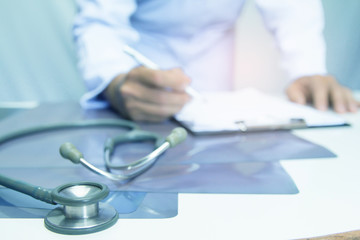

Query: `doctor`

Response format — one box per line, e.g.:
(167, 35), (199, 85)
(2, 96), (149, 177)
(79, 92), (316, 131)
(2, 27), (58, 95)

(74, 0), (359, 122)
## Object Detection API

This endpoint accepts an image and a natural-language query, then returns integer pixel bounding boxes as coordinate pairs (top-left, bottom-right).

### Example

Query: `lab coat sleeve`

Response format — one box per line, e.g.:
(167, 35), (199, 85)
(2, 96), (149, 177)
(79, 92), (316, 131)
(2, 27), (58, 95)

(73, 0), (139, 108)
(254, 0), (327, 82)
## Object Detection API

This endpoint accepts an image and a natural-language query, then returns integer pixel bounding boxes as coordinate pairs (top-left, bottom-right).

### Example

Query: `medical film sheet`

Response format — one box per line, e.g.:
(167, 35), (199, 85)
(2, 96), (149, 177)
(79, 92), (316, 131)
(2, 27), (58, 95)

(0, 187), (178, 219)
(116, 161), (299, 193)
(0, 161), (298, 194)
(0, 103), (335, 169)
(139, 124), (336, 164)
(0, 103), (337, 195)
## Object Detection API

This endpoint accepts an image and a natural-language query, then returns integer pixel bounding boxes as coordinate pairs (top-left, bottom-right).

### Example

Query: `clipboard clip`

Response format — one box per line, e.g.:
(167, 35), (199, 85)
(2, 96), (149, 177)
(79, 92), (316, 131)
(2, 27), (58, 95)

(234, 118), (307, 132)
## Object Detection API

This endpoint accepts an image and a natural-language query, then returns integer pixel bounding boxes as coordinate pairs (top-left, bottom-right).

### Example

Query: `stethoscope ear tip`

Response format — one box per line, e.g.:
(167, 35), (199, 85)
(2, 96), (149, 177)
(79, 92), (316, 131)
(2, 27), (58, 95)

(166, 127), (188, 147)
(59, 142), (83, 164)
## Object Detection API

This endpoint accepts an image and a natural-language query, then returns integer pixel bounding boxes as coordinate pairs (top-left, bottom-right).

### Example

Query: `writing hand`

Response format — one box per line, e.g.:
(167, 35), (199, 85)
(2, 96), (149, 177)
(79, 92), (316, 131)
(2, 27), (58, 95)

(105, 67), (191, 122)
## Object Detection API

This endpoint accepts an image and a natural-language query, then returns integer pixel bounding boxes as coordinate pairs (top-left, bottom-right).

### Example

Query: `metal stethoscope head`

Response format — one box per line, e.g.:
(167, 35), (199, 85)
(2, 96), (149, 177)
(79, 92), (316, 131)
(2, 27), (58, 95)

(45, 181), (118, 234)
(0, 174), (118, 235)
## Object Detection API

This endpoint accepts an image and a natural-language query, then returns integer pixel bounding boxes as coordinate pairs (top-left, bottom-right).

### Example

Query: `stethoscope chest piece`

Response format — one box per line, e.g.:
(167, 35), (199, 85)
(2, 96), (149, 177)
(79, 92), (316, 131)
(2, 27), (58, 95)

(44, 182), (118, 235)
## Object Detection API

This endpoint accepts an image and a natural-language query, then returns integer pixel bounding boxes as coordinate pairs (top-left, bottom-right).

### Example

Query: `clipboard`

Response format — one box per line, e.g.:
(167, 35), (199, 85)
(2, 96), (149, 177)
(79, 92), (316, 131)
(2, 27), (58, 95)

(174, 88), (349, 135)
(175, 117), (309, 135)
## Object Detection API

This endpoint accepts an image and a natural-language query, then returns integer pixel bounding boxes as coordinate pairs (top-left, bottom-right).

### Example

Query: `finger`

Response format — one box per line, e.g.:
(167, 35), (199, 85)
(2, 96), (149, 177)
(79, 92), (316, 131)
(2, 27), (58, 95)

(121, 80), (190, 106)
(343, 88), (359, 113)
(286, 83), (307, 105)
(128, 109), (168, 122)
(160, 68), (192, 91)
(126, 97), (184, 120)
(311, 78), (329, 111)
(330, 86), (347, 113)
(129, 67), (191, 91)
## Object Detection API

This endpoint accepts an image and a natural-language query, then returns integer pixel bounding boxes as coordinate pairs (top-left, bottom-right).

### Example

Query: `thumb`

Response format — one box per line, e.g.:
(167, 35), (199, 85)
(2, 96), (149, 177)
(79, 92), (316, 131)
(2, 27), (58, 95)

(132, 67), (190, 91)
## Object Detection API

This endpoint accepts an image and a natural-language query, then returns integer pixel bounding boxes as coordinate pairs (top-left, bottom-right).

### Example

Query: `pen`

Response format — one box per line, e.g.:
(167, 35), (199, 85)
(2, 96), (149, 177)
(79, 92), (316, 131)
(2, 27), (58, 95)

(123, 45), (205, 100)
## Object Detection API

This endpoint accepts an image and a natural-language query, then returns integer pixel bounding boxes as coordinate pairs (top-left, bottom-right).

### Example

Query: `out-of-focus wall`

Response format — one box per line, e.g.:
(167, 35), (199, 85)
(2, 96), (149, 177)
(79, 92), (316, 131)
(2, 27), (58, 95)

(234, 0), (360, 95)
(0, 1), (85, 103)
(323, 0), (360, 90)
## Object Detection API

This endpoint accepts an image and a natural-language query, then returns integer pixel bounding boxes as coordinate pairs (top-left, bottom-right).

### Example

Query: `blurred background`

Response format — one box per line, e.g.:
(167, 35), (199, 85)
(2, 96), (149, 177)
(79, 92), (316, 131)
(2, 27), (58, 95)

(0, 0), (359, 103)
(235, 0), (360, 95)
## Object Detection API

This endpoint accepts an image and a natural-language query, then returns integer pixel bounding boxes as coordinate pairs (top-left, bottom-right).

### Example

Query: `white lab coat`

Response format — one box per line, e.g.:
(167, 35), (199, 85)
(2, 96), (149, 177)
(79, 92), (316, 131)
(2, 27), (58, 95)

(73, 0), (327, 108)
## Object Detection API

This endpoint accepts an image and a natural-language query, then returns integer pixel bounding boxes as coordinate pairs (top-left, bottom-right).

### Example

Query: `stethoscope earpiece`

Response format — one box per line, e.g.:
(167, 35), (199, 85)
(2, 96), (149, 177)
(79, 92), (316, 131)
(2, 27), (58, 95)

(59, 127), (188, 181)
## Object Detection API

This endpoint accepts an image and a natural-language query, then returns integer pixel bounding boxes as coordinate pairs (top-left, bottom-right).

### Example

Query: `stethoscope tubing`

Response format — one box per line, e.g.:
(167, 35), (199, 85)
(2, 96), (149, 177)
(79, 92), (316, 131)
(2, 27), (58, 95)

(0, 119), (138, 145)
(0, 118), (186, 182)
(0, 174), (54, 204)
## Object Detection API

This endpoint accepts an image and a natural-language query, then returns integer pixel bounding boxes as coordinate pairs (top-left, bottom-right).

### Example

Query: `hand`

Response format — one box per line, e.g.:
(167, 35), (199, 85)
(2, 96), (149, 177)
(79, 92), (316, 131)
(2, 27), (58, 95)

(286, 75), (359, 113)
(104, 66), (191, 122)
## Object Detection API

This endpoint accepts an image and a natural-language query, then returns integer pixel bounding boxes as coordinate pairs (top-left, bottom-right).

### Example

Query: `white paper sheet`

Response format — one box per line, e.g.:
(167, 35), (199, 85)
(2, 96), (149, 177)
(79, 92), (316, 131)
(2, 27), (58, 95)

(175, 88), (348, 134)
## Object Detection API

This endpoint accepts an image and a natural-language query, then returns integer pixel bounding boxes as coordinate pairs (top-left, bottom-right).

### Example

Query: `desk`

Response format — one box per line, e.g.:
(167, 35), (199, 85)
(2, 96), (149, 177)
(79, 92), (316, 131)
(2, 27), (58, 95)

(1, 109), (359, 240)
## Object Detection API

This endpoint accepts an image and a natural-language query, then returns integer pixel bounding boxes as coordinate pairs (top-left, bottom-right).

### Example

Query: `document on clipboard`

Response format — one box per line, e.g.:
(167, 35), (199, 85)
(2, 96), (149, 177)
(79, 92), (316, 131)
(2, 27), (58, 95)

(174, 88), (349, 135)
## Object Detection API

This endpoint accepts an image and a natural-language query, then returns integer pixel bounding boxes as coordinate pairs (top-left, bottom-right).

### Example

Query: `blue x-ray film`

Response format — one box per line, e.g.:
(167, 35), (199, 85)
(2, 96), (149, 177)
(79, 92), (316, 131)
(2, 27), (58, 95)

(0, 103), (335, 170)
(0, 160), (298, 194)
(0, 103), (340, 203)
(116, 161), (299, 194)
(141, 125), (336, 164)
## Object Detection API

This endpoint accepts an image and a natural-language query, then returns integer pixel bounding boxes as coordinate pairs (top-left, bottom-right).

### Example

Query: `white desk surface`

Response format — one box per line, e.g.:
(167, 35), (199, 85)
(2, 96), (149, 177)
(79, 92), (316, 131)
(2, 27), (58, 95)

(1, 110), (359, 240)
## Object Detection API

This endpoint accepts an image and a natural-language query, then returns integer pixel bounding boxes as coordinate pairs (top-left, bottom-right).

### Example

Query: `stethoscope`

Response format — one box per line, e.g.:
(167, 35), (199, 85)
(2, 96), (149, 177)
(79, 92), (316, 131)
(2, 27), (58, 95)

(0, 118), (187, 234)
